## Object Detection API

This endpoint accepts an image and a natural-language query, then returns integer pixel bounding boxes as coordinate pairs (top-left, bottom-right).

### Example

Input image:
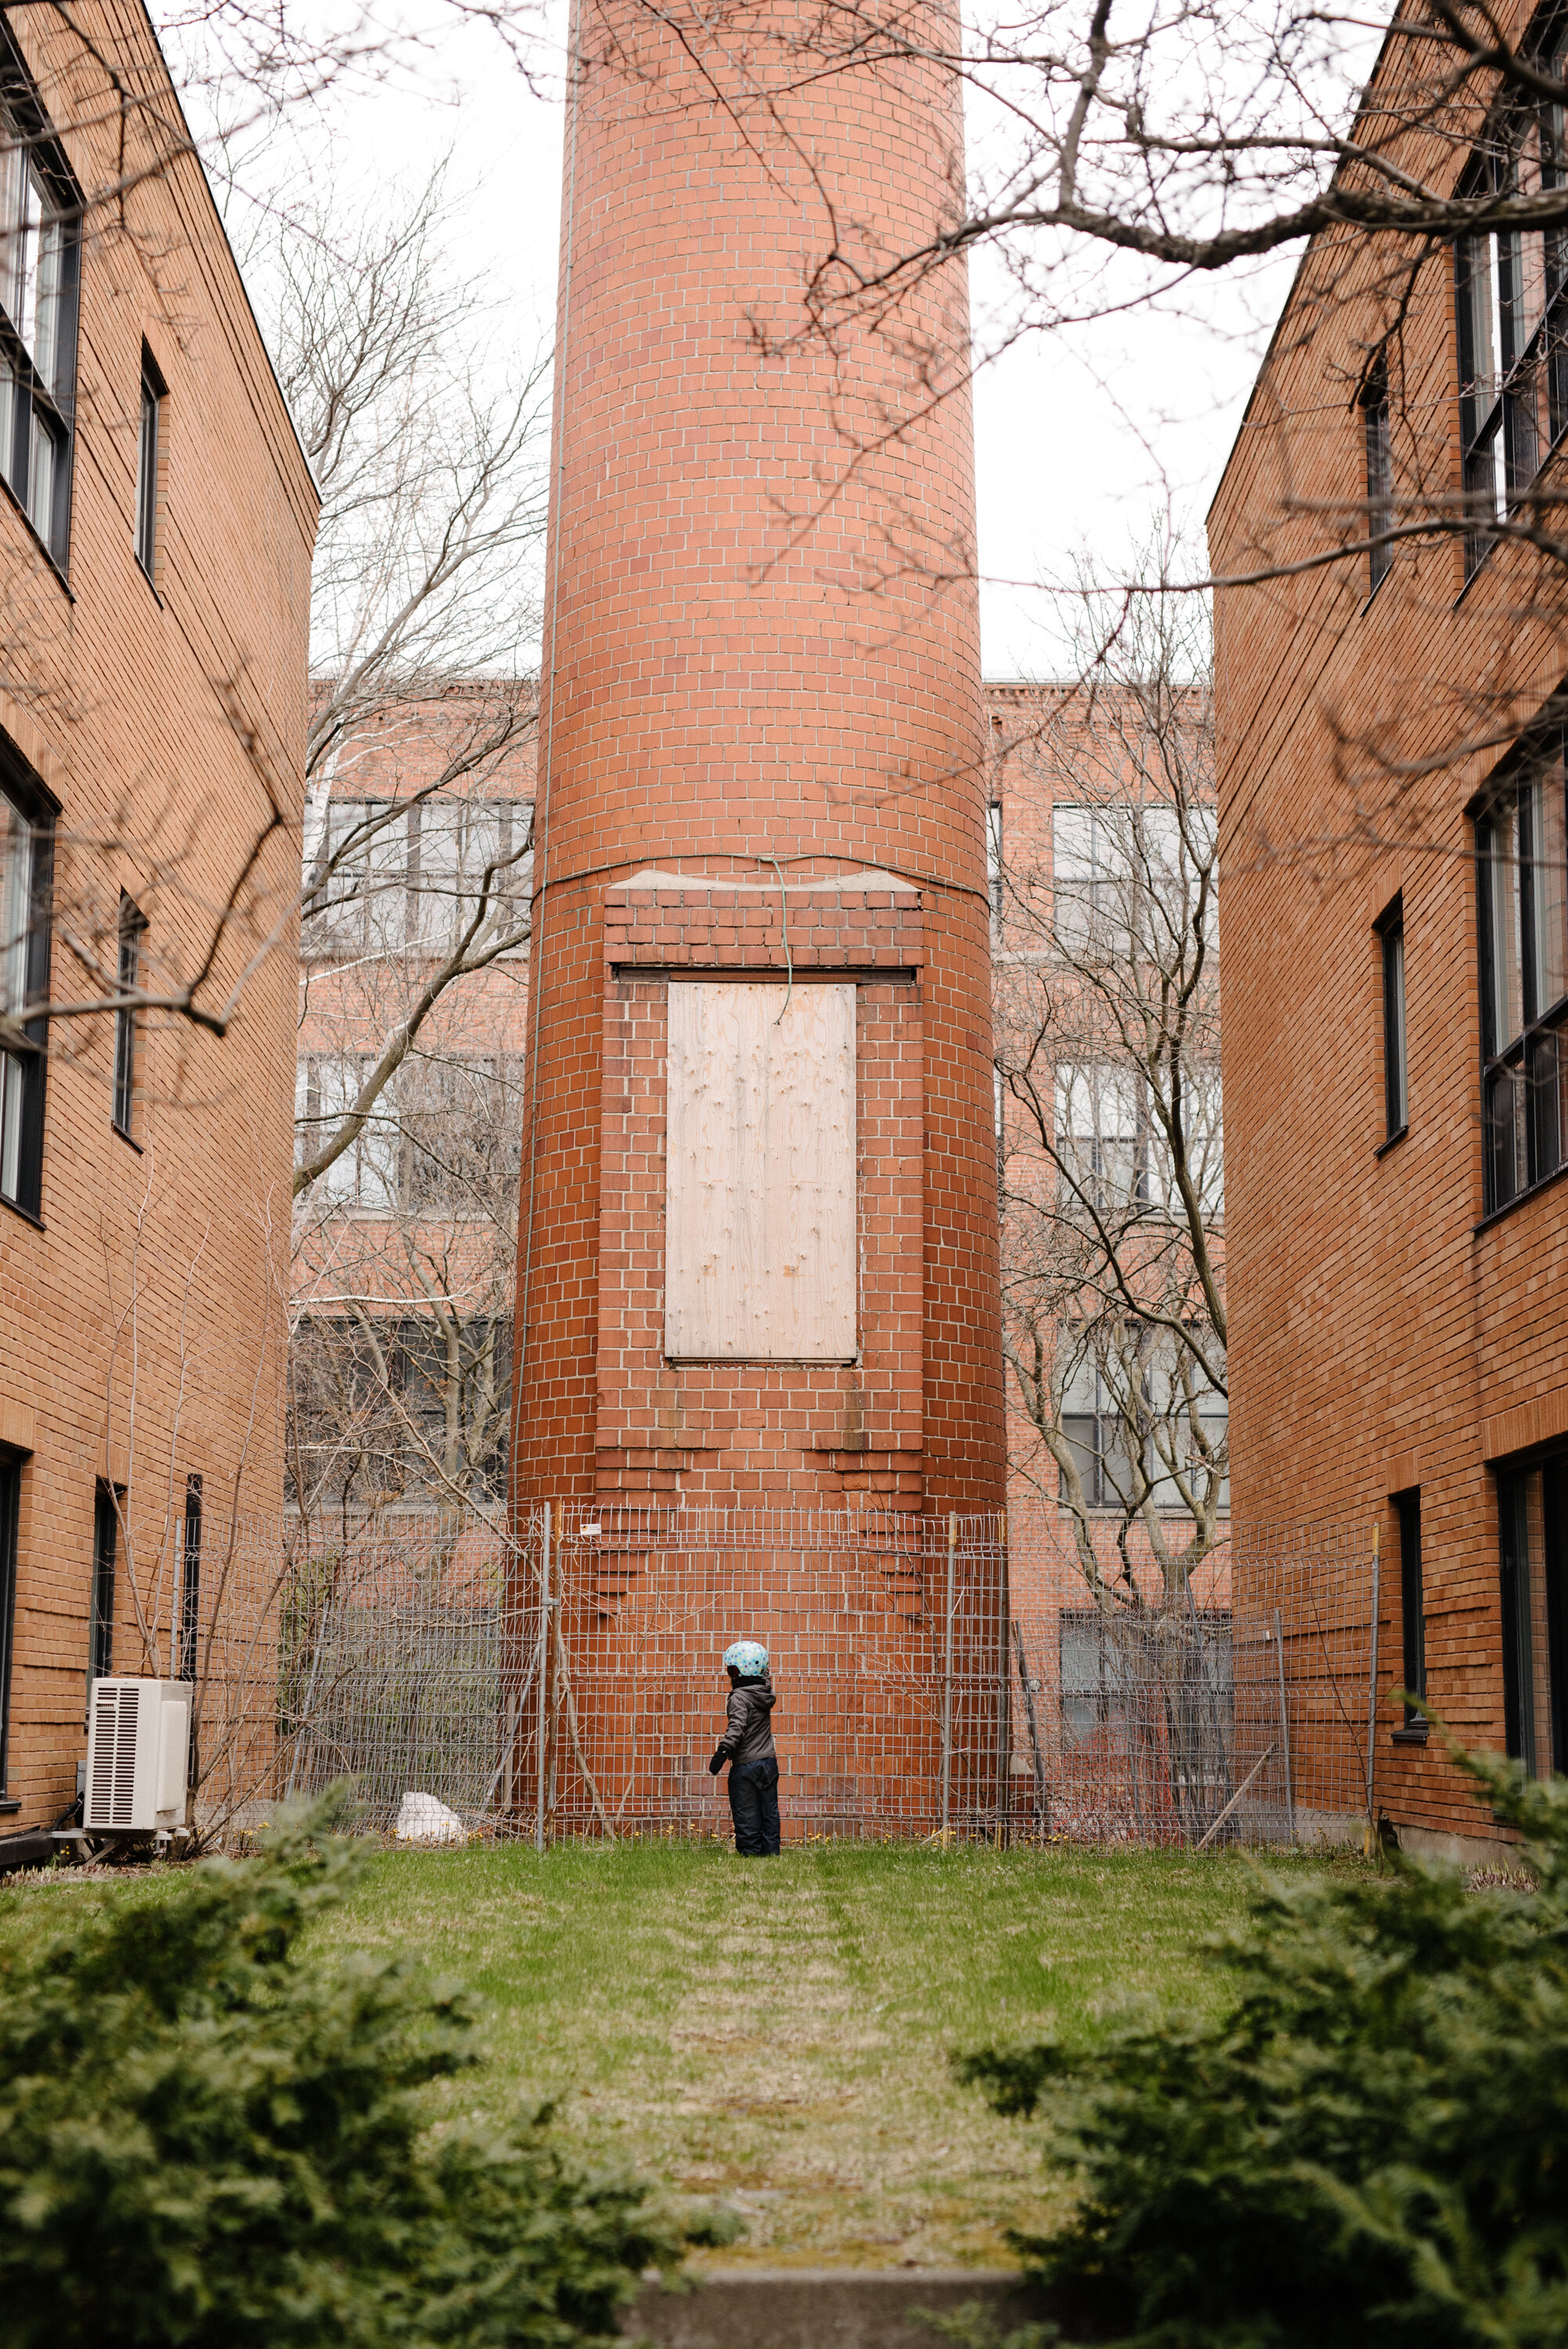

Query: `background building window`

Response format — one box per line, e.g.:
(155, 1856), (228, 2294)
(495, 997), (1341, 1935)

(135, 345), (164, 579)
(1059, 1351), (1142, 1510)
(1378, 893), (1408, 1141)
(0, 770), (51, 1214)
(1476, 751), (1568, 1212)
(1396, 1487), (1426, 1733)
(0, 1449), (17, 1796)
(1362, 352), (1393, 590)
(0, 52), (81, 570)
(178, 1472), (201, 1680)
(986, 799), (1003, 924)
(89, 1485), (117, 1684)
(1054, 1063), (1149, 1211)
(113, 896), (144, 1137)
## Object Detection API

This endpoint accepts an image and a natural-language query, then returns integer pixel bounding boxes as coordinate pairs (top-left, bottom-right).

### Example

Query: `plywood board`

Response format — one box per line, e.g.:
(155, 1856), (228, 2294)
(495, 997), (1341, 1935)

(665, 982), (856, 1360)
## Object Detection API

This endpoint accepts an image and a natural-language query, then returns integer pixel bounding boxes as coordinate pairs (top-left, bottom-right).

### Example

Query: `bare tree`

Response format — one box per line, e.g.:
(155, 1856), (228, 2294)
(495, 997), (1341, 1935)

(290, 1025), (523, 1519)
(994, 574), (1227, 1824)
(997, 580), (1222, 1595)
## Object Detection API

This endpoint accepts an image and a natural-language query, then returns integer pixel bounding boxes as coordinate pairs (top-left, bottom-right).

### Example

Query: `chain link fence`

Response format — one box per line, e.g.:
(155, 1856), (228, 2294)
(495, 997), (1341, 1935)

(182, 1504), (1378, 1851)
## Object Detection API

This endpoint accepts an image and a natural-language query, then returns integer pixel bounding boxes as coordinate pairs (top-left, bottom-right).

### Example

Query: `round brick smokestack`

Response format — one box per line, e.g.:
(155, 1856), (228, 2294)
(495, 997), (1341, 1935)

(514, 0), (1004, 1516)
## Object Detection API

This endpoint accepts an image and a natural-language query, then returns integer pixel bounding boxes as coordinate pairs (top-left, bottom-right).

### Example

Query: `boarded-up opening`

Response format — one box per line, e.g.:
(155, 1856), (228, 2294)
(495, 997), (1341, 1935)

(665, 981), (856, 1360)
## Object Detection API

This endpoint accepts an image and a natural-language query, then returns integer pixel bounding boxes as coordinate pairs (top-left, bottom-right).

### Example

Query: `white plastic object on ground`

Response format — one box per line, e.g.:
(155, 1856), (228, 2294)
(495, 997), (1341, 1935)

(395, 1791), (467, 1846)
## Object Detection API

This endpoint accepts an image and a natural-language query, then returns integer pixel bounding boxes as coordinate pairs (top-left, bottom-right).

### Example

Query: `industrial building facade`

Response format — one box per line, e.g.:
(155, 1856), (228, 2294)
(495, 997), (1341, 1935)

(1210, 0), (1568, 1854)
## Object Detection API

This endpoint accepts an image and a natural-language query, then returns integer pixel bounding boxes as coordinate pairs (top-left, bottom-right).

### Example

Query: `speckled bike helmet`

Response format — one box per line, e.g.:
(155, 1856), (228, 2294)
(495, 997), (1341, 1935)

(723, 1638), (770, 1676)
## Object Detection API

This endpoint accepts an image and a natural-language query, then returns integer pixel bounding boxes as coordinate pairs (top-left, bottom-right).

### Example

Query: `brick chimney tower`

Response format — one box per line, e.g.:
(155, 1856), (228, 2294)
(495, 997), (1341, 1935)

(513, 0), (1004, 1521)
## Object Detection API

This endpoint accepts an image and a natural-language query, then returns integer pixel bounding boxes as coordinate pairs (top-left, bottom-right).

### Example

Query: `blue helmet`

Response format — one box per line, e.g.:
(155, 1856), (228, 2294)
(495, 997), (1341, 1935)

(723, 1638), (770, 1677)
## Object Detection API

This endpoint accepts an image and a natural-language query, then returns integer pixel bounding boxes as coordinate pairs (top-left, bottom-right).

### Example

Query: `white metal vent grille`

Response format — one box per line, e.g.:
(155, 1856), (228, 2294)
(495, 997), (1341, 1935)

(88, 1683), (140, 1826)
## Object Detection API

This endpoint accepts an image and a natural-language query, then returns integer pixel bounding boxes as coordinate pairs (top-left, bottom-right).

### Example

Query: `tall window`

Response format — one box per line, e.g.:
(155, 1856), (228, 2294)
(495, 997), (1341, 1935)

(1362, 352), (1393, 591)
(1455, 86), (1568, 578)
(178, 1472), (201, 1680)
(1378, 893), (1408, 1142)
(113, 896), (144, 1137)
(1396, 1488), (1426, 1734)
(135, 345), (164, 579)
(1498, 1459), (1567, 1777)
(0, 52), (81, 570)
(0, 770), (51, 1214)
(986, 799), (1003, 924)
(0, 1449), (18, 1797)
(89, 1485), (117, 1683)
(1054, 1063), (1148, 1211)
(1059, 1351), (1142, 1510)
(1476, 752), (1568, 1212)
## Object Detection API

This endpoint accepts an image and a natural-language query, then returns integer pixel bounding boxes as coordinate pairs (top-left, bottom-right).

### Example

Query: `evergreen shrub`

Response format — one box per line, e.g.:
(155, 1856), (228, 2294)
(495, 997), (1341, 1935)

(958, 1745), (1568, 2348)
(0, 1797), (706, 2348)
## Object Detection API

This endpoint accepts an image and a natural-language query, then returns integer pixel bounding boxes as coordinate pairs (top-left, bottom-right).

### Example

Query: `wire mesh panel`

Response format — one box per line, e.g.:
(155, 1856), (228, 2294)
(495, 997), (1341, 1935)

(189, 1505), (1376, 1849)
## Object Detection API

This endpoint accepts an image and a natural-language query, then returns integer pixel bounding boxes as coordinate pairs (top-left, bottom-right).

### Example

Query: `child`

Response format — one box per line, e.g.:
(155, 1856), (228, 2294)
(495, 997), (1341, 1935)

(707, 1637), (780, 1856)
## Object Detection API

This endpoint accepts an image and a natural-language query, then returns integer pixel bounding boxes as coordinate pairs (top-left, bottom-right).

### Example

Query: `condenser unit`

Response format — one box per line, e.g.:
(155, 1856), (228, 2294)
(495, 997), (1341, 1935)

(85, 1679), (189, 1832)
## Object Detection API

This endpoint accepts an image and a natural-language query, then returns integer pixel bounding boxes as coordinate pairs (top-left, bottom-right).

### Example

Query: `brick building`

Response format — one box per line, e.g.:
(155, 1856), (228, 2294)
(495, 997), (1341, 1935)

(1210, 0), (1568, 1854)
(0, 2), (315, 1830)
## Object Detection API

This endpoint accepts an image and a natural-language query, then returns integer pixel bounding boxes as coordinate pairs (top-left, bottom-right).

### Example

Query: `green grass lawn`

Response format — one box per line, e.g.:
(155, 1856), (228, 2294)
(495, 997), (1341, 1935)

(0, 1837), (1357, 2268)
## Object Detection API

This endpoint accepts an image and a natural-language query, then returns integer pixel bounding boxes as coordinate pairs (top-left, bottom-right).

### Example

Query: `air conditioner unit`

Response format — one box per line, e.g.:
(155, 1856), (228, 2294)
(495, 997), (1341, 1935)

(85, 1679), (189, 1832)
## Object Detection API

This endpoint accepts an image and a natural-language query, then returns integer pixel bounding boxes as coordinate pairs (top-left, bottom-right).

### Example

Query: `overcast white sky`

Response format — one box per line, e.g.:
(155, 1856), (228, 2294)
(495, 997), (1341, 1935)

(182, 9), (1299, 678)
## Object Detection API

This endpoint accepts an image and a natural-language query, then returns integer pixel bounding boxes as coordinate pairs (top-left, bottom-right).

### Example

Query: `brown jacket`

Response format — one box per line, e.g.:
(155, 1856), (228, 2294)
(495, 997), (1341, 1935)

(718, 1676), (777, 1765)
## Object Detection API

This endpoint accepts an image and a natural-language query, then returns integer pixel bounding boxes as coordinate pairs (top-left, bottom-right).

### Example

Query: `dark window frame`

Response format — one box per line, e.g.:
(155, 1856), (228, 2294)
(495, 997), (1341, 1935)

(1376, 891), (1408, 1145)
(1498, 1458), (1568, 1774)
(0, 1446), (20, 1796)
(986, 798), (1004, 924)
(178, 1470), (200, 1680)
(0, 24), (81, 578)
(112, 893), (145, 1139)
(1393, 1487), (1427, 1739)
(89, 1482), (117, 1685)
(134, 342), (164, 583)
(1361, 350), (1393, 593)
(0, 749), (54, 1219)
(1454, 46), (1568, 582)
(1475, 740), (1568, 1215)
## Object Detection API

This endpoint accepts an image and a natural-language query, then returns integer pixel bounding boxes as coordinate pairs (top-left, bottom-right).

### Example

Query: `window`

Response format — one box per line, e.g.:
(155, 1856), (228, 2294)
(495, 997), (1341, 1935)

(1144, 1333), (1231, 1514)
(0, 52), (80, 570)
(1059, 1349), (1143, 1510)
(1362, 352), (1393, 592)
(1378, 893), (1408, 1142)
(1395, 1488), (1426, 1736)
(1455, 82), (1568, 577)
(1498, 1459), (1567, 1776)
(1054, 1063), (1148, 1211)
(1058, 1606), (1232, 1745)
(665, 981), (856, 1361)
(113, 895), (144, 1138)
(135, 345), (164, 579)
(306, 796), (535, 959)
(1053, 806), (1126, 958)
(178, 1473), (200, 1681)
(0, 768), (51, 1215)
(986, 799), (1003, 924)
(89, 1485), (117, 1684)
(1476, 751), (1568, 1212)
(0, 1449), (18, 1796)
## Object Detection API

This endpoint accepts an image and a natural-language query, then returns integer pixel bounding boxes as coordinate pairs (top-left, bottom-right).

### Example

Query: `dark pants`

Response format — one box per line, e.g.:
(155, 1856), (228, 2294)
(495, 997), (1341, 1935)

(728, 1757), (780, 1856)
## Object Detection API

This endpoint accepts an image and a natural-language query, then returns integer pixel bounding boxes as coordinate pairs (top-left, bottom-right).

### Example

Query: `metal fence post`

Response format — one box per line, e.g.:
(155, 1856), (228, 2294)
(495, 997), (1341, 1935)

(1274, 1605), (1294, 1845)
(939, 1512), (956, 1844)
(535, 1503), (552, 1854)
